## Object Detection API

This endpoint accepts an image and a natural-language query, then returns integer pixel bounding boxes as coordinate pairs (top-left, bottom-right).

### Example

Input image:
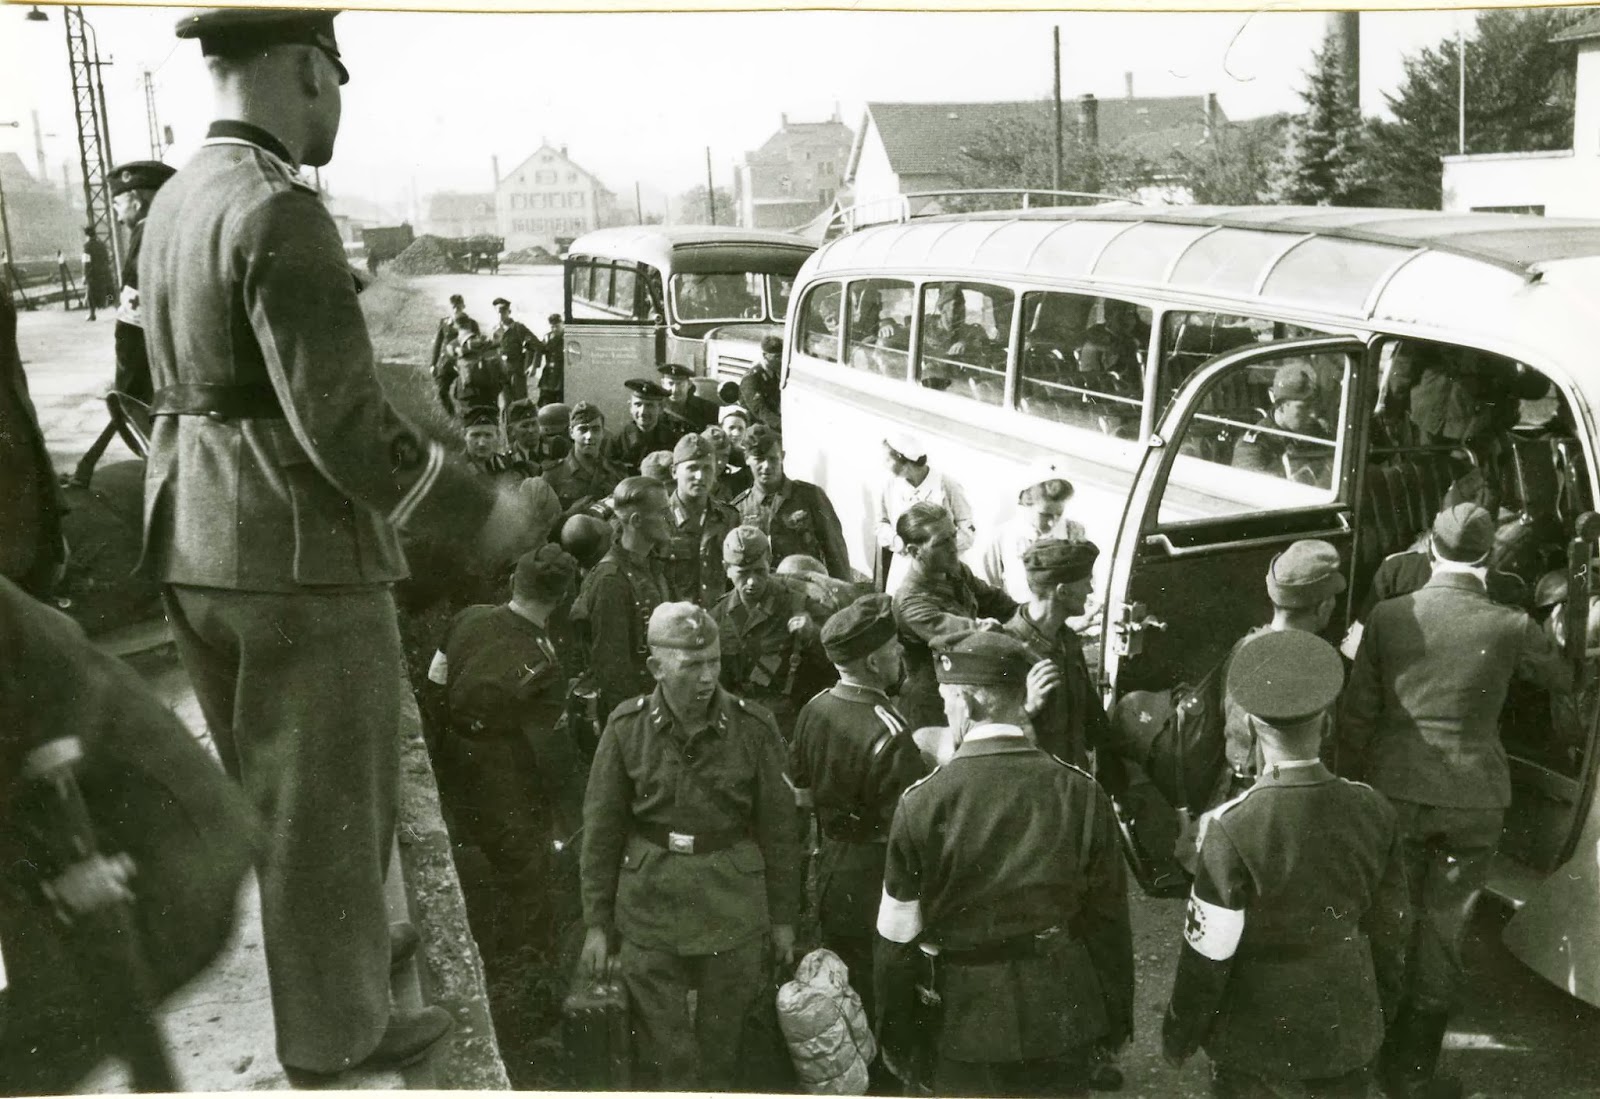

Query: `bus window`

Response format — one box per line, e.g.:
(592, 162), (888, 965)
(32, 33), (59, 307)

(918, 281), (1012, 406)
(569, 259), (593, 304)
(769, 275), (794, 320)
(797, 282), (843, 362)
(845, 279), (913, 379)
(1160, 311), (1327, 411)
(612, 266), (641, 318)
(1017, 291), (1146, 438)
(674, 272), (764, 322)
(591, 263), (615, 309)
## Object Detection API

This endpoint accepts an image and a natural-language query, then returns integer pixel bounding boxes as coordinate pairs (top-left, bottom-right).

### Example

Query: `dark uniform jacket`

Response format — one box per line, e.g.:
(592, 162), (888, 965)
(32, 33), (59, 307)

(605, 418), (684, 475)
(1002, 609), (1107, 769)
(790, 683), (927, 938)
(892, 561), (1019, 729)
(665, 393), (720, 433)
(112, 220), (154, 402)
(1356, 549), (1529, 621)
(739, 364), (782, 429)
(546, 450), (625, 513)
(1163, 761), (1410, 1081)
(710, 580), (833, 733)
(716, 455), (754, 502)
(580, 686), (802, 954)
(1232, 412), (1334, 486)
(734, 476), (852, 580)
(138, 125), (492, 591)
(494, 319), (542, 401)
(570, 543), (669, 721)
(877, 729), (1133, 1063)
(662, 491), (739, 607)
(431, 312), (480, 370)
(0, 289), (66, 594)
(1340, 570), (1571, 808)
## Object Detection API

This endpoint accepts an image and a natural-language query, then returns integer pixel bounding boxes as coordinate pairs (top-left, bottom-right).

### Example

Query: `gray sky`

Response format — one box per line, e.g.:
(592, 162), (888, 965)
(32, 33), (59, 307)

(2, 6), (1479, 217)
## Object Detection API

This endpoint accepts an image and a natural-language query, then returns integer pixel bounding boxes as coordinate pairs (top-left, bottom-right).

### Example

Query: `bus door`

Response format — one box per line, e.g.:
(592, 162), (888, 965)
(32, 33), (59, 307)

(564, 259), (664, 423)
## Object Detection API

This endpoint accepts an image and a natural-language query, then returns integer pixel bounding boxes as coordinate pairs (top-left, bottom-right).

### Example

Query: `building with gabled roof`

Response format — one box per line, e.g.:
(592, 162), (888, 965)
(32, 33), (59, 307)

(424, 191), (498, 240)
(0, 152), (81, 264)
(496, 143), (615, 252)
(735, 111), (854, 230)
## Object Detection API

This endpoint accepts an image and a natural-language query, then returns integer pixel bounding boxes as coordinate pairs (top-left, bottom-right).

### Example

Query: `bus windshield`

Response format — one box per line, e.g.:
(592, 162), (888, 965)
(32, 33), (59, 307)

(671, 272), (789, 323)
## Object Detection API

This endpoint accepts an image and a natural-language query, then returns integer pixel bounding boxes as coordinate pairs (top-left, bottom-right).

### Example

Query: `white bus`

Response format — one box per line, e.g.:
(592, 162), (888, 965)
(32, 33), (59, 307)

(784, 203), (1600, 1006)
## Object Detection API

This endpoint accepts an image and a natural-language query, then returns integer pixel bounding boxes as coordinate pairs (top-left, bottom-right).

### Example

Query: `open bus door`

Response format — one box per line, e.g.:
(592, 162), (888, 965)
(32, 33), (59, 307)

(1098, 336), (1370, 891)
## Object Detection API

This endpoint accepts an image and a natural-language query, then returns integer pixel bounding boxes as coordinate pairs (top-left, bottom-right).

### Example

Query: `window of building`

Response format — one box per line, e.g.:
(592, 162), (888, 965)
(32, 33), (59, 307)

(796, 282), (842, 362)
(917, 282), (1012, 406)
(1017, 291), (1147, 437)
(536, 169), (558, 185)
(844, 278), (913, 379)
(568, 172), (578, 183)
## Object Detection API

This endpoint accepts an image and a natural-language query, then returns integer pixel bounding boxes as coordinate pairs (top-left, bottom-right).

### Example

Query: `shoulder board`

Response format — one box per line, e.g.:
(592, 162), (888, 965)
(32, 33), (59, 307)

(1043, 754), (1097, 784)
(609, 695), (650, 721)
(1335, 776), (1377, 793)
(735, 696), (782, 734)
(1193, 783), (1260, 850)
(872, 703), (908, 739)
(900, 765), (942, 800)
(1379, 548), (1422, 564)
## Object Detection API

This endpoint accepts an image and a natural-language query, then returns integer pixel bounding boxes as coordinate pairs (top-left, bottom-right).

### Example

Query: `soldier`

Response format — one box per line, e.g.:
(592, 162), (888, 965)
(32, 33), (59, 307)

(1338, 502), (1571, 1099)
(892, 501), (1018, 730)
(482, 398), (541, 480)
(1232, 362), (1336, 486)
(425, 545), (583, 957)
(546, 401), (626, 514)
(606, 378), (682, 473)
(1001, 538), (1106, 770)
(703, 422), (751, 502)
(139, 9), (545, 1078)
(492, 296), (542, 405)
(1354, 500), (1530, 623)
(711, 525), (833, 739)
(461, 407), (502, 472)
(451, 333), (507, 418)
(570, 475), (672, 722)
(662, 432), (740, 607)
(875, 630), (1133, 1097)
(659, 361), (718, 432)
(431, 293), (479, 372)
(81, 226), (114, 317)
(789, 593), (927, 1019)
(733, 424), (852, 580)
(535, 312), (565, 405)
(740, 334), (784, 430)
(1164, 630), (1411, 1099)
(578, 601), (801, 1090)
(640, 449), (676, 487)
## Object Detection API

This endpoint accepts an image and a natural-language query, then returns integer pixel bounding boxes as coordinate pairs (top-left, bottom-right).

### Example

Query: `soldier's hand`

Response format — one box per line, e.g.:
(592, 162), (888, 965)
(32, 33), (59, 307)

(579, 926), (612, 982)
(1024, 659), (1063, 717)
(974, 617), (1003, 632)
(772, 923), (796, 968)
(44, 852), (136, 921)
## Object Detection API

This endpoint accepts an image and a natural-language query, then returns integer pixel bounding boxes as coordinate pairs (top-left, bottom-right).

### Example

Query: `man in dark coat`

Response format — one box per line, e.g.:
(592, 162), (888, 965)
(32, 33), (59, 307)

(733, 424), (852, 580)
(0, 287), (66, 596)
(659, 361), (718, 432)
(605, 377), (682, 474)
(739, 335), (783, 430)
(491, 296), (541, 405)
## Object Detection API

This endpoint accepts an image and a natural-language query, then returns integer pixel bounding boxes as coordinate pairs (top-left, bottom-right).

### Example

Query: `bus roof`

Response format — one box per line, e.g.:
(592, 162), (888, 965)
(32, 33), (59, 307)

(567, 225), (817, 272)
(805, 205), (1600, 323)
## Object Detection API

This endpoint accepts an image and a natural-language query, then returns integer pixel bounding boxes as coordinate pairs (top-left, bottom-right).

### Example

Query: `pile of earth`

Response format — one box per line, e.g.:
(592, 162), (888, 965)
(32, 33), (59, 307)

(501, 245), (558, 265)
(389, 235), (465, 276)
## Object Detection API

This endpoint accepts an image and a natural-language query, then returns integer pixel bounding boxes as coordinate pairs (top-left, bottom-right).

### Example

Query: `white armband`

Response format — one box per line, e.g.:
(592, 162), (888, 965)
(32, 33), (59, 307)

(876, 889), (923, 944)
(1183, 894), (1245, 961)
(426, 650), (449, 686)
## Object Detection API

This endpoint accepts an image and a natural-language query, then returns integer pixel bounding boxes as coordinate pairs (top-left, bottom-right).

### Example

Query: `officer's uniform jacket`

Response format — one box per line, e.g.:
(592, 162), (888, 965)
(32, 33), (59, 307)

(739, 364), (782, 429)
(665, 393), (719, 433)
(112, 219), (154, 402)
(892, 561), (1019, 729)
(662, 491), (739, 607)
(1232, 412), (1335, 486)
(605, 418), (682, 474)
(546, 449), (625, 512)
(710, 580), (832, 730)
(570, 543), (669, 721)
(1163, 761), (1410, 1081)
(1356, 549), (1529, 621)
(877, 727), (1133, 1063)
(1002, 609), (1106, 769)
(139, 123), (492, 591)
(433, 603), (567, 737)
(1340, 570), (1571, 808)
(734, 475), (852, 580)
(494, 319), (542, 399)
(789, 683), (927, 938)
(579, 686), (802, 954)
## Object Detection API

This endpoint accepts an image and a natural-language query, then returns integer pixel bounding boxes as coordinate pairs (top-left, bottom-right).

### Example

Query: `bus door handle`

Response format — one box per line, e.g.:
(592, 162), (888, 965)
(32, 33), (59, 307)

(1110, 602), (1167, 658)
(1144, 521), (1351, 560)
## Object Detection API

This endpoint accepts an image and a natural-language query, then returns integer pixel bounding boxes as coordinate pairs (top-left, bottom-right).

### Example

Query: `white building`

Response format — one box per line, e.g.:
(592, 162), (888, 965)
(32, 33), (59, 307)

(495, 144), (614, 253)
(1442, 13), (1600, 216)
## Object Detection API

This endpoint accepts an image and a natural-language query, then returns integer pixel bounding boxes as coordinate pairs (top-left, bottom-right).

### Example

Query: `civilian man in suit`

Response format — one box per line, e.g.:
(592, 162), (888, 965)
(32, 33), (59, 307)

(1339, 502), (1570, 1099)
(140, 8), (543, 1081)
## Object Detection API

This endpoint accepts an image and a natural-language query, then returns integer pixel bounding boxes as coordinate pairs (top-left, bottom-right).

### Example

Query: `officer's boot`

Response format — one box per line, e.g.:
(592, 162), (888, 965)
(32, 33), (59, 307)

(1380, 1006), (1463, 1099)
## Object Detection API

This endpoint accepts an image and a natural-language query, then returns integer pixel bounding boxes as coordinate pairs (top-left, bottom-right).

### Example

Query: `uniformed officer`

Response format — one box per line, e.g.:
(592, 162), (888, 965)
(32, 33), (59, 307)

(140, 9), (544, 1077)
(1164, 630), (1411, 1099)
(425, 544), (583, 956)
(546, 401), (626, 514)
(740, 335), (784, 430)
(875, 629), (1133, 1097)
(790, 593), (927, 1018)
(431, 293), (480, 372)
(491, 296), (542, 404)
(606, 378), (682, 473)
(659, 361), (719, 432)
(892, 502), (1019, 730)
(570, 475), (673, 722)
(462, 406), (502, 471)
(1338, 503), (1570, 1099)
(711, 525), (833, 739)
(1002, 538), (1107, 769)
(536, 312), (565, 405)
(658, 432), (741, 607)
(578, 602), (801, 1090)
(733, 424), (852, 580)
(1355, 501), (1530, 622)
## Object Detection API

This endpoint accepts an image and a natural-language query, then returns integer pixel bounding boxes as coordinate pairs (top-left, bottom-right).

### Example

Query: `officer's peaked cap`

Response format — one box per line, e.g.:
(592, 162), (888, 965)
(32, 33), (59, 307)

(932, 629), (1037, 687)
(1265, 539), (1346, 608)
(492, 296), (511, 307)
(176, 8), (349, 85)
(822, 593), (897, 664)
(648, 602), (720, 651)
(657, 362), (694, 381)
(624, 378), (670, 401)
(109, 160), (176, 197)
(1226, 630), (1344, 727)
(723, 525), (772, 567)
(462, 407), (498, 429)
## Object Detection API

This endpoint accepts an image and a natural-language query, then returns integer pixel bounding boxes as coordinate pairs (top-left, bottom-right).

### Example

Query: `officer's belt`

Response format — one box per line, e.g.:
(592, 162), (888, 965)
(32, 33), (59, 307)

(636, 824), (746, 855)
(937, 925), (1067, 967)
(150, 383), (285, 421)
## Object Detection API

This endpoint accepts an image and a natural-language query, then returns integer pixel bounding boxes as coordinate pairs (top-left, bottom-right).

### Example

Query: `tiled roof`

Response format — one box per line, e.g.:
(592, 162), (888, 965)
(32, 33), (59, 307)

(1552, 10), (1600, 43)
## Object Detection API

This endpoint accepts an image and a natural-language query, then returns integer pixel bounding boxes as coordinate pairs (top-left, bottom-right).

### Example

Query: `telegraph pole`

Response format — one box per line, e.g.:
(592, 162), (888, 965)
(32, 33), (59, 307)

(635, 181), (643, 224)
(62, 7), (120, 277)
(704, 146), (716, 224)
(1457, 23), (1467, 154)
(1052, 27), (1064, 194)
(144, 70), (164, 159)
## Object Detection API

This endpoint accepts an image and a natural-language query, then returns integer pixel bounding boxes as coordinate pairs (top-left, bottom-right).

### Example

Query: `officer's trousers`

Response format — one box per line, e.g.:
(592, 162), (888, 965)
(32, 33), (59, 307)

(1389, 799), (1503, 1014)
(163, 584), (400, 1073)
(933, 1047), (1091, 1098)
(617, 936), (765, 1090)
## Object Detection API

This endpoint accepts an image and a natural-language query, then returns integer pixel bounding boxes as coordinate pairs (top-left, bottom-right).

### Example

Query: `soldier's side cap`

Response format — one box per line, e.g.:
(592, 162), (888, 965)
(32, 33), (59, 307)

(932, 629), (1037, 687)
(1265, 539), (1346, 608)
(641, 451), (675, 483)
(719, 403), (751, 424)
(624, 378), (670, 401)
(883, 431), (927, 464)
(462, 407), (498, 429)
(647, 601), (720, 650)
(109, 160), (176, 197)
(569, 401), (604, 428)
(536, 402), (571, 430)
(723, 525), (772, 567)
(492, 296), (511, 307)
(657, 362), (694, 381)
(673, 432), (714, 465)
(742, 423), (782, 458)
(700, 425), (729, 451)
(505, 398), (538, 422)
(1432, 502), (1495, 563)
(1271, 361), (1317, 401)
(176, 8), (348, 85)
(1023, 538), (1099, 585)
(822, 593), (897, 664)
(1226, 630), (1344, 726)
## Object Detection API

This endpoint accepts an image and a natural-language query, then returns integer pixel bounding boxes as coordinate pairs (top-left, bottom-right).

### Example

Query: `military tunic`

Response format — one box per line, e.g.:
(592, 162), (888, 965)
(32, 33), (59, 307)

(664, 392), (719, 433)
(545, 450), (625, 513)
(892, 561), (1019, 729)
(494, 319), (542, 402)
(711, 580), (834, 738)
(734, 475), (852, 580)
(570, 543), (669, 722)
(605, 418), (683, 474)
(739, 362), (782, 429)
(112, 220), (155, 402)
(1002, 609), (1107, 769)
(662, 490), (740, 607)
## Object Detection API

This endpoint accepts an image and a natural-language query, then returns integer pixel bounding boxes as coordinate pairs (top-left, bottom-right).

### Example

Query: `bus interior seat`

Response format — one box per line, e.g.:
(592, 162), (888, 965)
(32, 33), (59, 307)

(1509, 435), (1563, 525)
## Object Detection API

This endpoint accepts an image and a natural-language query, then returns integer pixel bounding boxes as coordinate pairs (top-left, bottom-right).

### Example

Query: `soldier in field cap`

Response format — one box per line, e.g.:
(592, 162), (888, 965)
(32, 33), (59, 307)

(1165, 629), (1410, 1099)
(733, 423), (852, 580)
(579, 600), (801, 1090)
(1339, 501), (1569, 1099)
(1357, 500), (1529, 622)
(875, 625), (1132, 1096)
(662, 430), (740, 608)
(546, 400), (624, 513)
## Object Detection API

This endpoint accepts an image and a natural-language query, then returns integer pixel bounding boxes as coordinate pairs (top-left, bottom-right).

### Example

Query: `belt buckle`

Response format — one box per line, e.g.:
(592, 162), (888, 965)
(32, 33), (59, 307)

(668, 831), (695, 854)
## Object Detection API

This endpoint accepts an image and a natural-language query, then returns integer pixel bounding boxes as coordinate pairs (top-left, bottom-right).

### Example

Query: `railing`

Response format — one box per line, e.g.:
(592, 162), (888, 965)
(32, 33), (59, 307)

(824, 188), (1140, 239)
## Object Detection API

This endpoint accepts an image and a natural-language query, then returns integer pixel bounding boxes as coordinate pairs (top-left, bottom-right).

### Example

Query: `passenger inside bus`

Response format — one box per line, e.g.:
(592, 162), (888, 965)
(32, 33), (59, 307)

(801, 284), (843, 360)
(919, 283), (1010, 406)
(1231, 361), (1337, 487)
(845, 282), (910, 378)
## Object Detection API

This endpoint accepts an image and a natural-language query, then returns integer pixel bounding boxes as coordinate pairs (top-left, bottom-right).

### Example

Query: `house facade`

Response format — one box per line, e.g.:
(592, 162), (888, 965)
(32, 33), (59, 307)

(496, 144), (614, 252)
(424, 192), (498, 240)
(735, 112), (854, 231)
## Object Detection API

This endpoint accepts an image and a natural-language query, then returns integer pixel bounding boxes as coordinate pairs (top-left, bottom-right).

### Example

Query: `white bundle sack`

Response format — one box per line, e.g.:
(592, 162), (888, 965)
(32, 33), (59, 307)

(776, 947), (878, 1095)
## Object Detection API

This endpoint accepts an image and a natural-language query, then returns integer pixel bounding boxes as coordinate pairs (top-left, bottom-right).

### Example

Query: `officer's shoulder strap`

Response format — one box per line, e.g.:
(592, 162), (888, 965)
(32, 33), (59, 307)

(899, 764), (942, 802)
(1193, 784), (1261, 851)
(1042, 753), (1097, 784)
(869, 704), (909, 756)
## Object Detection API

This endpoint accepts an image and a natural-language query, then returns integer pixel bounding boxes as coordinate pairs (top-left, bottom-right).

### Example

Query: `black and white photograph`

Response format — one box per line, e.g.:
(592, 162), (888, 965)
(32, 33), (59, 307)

(5, 1), (1600, 1094)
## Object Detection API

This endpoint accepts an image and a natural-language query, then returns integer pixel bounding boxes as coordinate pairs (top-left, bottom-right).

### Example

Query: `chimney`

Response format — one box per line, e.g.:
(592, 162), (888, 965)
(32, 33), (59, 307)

(561, 144), (568, 158)
(1076, 93), (1099, 148)
(1323, 11), (1360, 110)
(781, 112), (788, 128)
(491, 155), (500, 189)
(1124, 72), (1134, 99)
(1204, 93), (1219, 140)
(32, 109), (47, 181)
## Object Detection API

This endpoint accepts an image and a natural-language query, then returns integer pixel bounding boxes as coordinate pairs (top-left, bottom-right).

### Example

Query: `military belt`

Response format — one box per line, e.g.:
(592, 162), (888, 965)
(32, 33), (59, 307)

(150, 382), (285, 421)
(938, 924), (1067, 967)
(636, 824), (745, 855)
(821, 814), (887, 845)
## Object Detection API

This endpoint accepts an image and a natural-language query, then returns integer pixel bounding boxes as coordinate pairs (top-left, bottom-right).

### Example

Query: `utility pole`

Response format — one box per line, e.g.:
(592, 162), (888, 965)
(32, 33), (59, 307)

(635, 181), (643, 224)
(1052, 26), (1064, 194)
(143, 70), (164, 159)
(704, 146), (716, 225)
(1457, 23), (1467, 155)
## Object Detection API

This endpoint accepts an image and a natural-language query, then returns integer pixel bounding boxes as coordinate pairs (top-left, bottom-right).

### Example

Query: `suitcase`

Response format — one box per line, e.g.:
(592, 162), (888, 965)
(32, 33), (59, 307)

(562, 966), (632, 1089)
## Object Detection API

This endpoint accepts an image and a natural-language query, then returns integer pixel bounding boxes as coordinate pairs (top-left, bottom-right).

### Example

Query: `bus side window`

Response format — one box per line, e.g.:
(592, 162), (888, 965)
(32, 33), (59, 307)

(1159, 311), (1328, 415)
(796, 282), (843, 363)
(845, 278), (913, 380)
(592, 263), (615, 310)
(770, 275), (795, 321)
(1017, 291), (1145, 438)
(918, 281), (1011, 406)
(613, 266), (641, 319)
(569, 259), (592, 305)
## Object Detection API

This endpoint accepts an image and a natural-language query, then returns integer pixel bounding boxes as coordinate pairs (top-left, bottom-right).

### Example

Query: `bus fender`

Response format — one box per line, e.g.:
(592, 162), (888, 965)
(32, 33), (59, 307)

(1502, 830), (1600, 1009)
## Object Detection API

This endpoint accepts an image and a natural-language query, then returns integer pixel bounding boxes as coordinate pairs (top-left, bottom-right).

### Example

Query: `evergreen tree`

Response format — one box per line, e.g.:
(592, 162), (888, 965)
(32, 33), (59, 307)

(1271, 41), (1375, 206)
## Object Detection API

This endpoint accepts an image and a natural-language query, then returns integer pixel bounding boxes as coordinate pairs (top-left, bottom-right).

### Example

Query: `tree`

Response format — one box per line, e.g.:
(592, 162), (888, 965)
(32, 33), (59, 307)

(1367, 7), (1586, 209)
(1165, 115), (1289, 205)
(1271, 42), (1376, 206)
(950, 101), (1158, 203)
(674, 184), (736, 226)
